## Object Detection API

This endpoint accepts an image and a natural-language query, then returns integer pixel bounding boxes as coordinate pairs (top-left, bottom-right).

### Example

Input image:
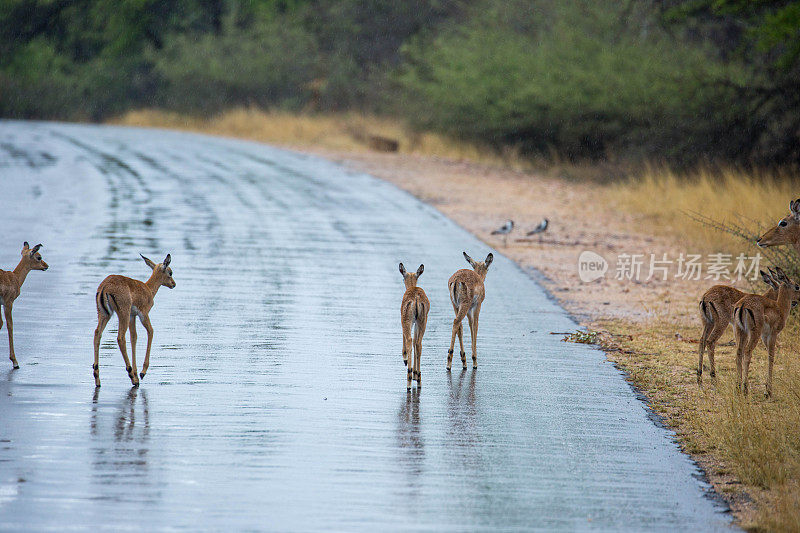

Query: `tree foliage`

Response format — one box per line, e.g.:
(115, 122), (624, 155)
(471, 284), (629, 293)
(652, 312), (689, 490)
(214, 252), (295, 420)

(0, 0), (798, 166)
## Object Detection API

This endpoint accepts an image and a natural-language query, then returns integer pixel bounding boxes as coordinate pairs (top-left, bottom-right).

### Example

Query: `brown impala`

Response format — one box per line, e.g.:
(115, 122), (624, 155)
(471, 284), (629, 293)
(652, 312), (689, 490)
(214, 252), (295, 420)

(399, 263), (429, 390)
(0, 242), (49, 368)
(93, 253), (176, 387)
(447, 251), (492, 370)
(733, 267), (800, 397)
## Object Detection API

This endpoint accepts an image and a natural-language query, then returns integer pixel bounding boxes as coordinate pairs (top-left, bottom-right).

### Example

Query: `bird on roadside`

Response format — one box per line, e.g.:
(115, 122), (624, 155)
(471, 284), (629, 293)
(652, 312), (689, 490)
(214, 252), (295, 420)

(526, 218), (549, 236)
(491, 219), (514, 246)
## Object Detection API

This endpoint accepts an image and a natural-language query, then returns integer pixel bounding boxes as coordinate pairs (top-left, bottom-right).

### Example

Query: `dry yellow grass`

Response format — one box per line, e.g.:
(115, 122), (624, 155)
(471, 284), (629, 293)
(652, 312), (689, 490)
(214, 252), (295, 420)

(611, 167), (800, 253)
(111, 108), (531, 170)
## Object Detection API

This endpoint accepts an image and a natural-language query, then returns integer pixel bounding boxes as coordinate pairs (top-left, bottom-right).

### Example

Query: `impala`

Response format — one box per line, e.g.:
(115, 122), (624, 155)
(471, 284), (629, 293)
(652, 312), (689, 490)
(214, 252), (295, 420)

(93, 253), (175, 387)
(448, 251), (492, 370)
(698, 269), (778, 381)
(0, 242), (49, 368)
(399, 263), (429, 390)
(733, 266), (800, 397)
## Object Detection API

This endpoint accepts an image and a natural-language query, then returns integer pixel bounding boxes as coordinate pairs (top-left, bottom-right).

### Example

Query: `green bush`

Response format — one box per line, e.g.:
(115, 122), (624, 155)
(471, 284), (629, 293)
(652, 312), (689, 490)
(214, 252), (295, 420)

(397, 0), (747, 163)
(153, 19), (318, 113)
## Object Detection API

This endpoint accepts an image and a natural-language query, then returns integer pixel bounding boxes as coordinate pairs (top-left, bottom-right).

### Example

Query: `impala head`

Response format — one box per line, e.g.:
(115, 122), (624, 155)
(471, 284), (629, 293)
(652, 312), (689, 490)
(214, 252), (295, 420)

(769, 266), (800, 307)
(463, 251), (493, 279)
(757, 199), (800, 248)
(141, 253), (176, 289)
(21, 241), (48, 271)
(399, 262), (424, 289)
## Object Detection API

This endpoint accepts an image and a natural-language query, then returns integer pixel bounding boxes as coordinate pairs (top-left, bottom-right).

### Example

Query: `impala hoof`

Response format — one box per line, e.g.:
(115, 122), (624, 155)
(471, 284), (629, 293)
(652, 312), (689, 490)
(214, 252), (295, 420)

(12, 364), (19, 370)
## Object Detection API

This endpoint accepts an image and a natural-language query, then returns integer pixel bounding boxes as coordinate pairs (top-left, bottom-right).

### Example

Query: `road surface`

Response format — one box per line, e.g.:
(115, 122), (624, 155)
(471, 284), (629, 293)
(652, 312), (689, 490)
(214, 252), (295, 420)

(0, 122), (731, 530)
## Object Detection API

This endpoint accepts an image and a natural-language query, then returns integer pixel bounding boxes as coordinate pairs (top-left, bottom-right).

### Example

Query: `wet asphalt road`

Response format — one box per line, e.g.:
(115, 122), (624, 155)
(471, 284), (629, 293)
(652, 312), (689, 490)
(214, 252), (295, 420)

(0, 122), (731, 531)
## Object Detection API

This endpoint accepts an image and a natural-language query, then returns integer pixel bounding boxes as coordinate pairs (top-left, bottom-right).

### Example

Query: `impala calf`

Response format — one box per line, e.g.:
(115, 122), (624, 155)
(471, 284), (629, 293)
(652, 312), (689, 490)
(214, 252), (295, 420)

(756, 198), (800, 253)
(94, 253), (176, 387)
(399, 263), (429, 390)
(448, 252), (492, 370)
(698, 269), (778, 381)
(733, 267), (800, 397)
(0, 242), (49, 368)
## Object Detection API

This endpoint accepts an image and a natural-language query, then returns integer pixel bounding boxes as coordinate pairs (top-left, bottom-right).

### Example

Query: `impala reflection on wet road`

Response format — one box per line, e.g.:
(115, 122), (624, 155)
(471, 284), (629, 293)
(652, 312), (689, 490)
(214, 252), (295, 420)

(0, 122), (732, 531)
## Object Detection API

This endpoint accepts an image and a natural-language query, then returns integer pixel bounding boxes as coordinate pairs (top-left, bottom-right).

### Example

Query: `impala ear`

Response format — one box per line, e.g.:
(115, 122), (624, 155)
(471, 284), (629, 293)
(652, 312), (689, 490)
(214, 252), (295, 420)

(791, 199), (800, 215)
(399, 262), (406, 276)
(761, 270), (778, 288)
(416, 264), (424, 277)
(140, 253), (157, 270)
(463, 251), (476, 268)
(485, 253), (493, 267)
(29, 244), (42, 257)
(22, 241), (29, 252)
(163, 254), (171, 268)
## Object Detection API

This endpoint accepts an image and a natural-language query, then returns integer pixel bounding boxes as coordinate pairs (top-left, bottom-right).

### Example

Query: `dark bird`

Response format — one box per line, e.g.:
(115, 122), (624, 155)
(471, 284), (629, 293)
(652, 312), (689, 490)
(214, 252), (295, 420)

(491, 220), (514, 246)
(526, 218), (548, 236)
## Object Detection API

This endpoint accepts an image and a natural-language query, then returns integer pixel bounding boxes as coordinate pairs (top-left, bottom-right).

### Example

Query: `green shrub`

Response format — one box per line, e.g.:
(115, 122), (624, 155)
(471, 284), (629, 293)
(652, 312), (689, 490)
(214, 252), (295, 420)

(153, 18), (318, 113)
(397, 0), (747, 164)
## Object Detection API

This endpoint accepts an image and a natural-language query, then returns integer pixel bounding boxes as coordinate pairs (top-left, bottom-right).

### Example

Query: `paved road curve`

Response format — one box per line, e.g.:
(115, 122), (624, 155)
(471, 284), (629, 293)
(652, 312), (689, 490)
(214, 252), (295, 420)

(0, 122), (731, 531)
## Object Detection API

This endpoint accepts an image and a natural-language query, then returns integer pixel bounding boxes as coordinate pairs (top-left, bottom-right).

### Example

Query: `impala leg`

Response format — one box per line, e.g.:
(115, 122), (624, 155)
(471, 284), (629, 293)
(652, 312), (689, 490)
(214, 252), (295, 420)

(468, 305), (480, 368)
(4, 304), (18, 369)
(705, 320), (727, 379)
(402, 323), (411, 368)
(457, 323), (466, 368)
(129, 316), (138, 382)
(0, 307), (5, 368)
(735, 329), (744, 392)
(414, 316), (427, 384)
(413, 334), (421, 383)
(93, 312), (110, 387)
(405, 321), (413, 390)
(766, 336), (777, 399)
(466, 312), (475, 370)
(742, 334), (758, 396)
(139, 314), (154, 380)
(697, 320), (711, 381)
(448, 321), (457, 371)
(449, 304), (468, 371)
(116, 311), (138, 387)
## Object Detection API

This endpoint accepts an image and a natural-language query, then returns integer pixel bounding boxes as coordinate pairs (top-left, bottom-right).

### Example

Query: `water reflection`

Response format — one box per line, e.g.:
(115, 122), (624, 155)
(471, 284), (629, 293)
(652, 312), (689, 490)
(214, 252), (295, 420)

(397, 388), (424, 478)
(90, 387), (152, 496)
(447, 369), (481, 466)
